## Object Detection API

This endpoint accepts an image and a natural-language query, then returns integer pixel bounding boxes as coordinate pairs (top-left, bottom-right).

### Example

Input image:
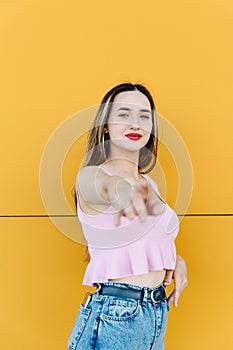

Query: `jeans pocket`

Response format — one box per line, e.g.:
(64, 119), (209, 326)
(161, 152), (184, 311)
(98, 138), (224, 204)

(100, 298), (140, 321)
(67, 304), (91, 350)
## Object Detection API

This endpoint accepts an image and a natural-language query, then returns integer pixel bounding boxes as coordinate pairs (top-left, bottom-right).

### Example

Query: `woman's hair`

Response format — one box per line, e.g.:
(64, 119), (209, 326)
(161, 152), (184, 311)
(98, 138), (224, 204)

(73, 82), (159, 262)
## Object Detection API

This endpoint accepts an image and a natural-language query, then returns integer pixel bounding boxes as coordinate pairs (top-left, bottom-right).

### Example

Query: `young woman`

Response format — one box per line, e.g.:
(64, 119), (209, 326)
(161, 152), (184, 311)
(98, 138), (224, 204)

(68, 83), (188, 350)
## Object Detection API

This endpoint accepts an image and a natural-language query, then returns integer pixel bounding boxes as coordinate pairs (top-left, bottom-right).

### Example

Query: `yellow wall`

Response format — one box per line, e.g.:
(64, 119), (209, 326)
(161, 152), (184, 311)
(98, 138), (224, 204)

(1, 1), (233, 348)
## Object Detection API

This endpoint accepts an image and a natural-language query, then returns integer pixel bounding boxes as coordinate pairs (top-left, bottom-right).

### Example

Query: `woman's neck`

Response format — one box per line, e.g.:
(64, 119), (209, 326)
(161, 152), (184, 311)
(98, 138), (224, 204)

(103, 158), (140, 178)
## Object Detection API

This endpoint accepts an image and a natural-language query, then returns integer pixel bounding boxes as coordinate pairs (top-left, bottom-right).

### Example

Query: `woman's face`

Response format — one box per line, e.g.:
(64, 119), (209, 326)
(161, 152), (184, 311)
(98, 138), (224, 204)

(106, 91), (153, 154)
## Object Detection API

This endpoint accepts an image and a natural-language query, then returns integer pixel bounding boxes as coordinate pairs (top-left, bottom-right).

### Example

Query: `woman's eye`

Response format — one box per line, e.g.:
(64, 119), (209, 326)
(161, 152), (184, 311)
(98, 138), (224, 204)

(119, 113), (129, 118)
(140, 115), (150, 119)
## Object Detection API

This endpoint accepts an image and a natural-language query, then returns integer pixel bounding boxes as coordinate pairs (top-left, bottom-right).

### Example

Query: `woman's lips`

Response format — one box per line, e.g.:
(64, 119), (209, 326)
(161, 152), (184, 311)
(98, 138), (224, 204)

(125, 133), (142, 141)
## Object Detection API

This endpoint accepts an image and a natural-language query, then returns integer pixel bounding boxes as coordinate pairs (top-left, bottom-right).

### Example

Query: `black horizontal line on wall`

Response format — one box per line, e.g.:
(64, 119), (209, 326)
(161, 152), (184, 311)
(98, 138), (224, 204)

(0, 214), (233, 217)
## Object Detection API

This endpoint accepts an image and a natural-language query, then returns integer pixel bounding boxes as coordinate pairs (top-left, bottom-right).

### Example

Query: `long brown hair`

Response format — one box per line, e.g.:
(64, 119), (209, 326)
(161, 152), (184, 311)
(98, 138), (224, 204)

(73, 82), (159, 263)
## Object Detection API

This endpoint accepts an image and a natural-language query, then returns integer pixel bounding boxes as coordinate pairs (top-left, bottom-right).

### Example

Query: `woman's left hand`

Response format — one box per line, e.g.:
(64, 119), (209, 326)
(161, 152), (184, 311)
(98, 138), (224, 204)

(163, 255), (188, 308)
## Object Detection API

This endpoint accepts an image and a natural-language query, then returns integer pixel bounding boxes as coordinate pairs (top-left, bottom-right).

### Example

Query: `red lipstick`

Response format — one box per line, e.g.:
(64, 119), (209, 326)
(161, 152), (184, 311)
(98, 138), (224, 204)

(125, 133), (142, 141)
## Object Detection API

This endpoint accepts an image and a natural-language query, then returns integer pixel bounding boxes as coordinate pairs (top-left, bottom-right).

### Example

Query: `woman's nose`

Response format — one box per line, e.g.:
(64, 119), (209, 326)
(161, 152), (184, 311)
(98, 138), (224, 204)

(129, 115), (140, 129)
(130, 124), (140, 130)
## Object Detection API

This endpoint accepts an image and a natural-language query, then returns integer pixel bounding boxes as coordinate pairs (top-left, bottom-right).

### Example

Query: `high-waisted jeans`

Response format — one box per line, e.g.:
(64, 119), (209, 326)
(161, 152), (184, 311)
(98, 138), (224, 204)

(67, 281), (170, 350)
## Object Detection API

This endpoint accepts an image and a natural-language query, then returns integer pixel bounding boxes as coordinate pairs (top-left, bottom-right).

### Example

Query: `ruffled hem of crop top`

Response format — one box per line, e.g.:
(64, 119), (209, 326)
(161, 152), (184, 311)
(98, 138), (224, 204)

(75, 166), (180, 287)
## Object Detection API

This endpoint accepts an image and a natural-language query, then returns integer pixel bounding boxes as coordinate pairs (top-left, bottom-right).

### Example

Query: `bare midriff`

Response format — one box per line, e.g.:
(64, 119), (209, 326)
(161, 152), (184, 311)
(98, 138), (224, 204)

(108, 270), (167, 289)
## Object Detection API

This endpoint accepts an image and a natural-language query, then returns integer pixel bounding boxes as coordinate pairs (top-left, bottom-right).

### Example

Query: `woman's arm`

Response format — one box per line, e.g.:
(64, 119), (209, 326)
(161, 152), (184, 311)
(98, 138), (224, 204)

(163, 255), (188, 308)
(77, 166), (150, 225)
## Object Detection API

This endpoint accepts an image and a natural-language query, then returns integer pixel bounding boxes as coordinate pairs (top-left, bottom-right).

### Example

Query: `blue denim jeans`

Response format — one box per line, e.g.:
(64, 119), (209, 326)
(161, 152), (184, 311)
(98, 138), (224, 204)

(67, 281), (170, 350)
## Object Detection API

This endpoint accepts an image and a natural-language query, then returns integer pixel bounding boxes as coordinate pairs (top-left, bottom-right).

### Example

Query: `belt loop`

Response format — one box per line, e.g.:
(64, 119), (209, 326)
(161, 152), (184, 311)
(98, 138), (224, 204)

(142, 287), (149, 304)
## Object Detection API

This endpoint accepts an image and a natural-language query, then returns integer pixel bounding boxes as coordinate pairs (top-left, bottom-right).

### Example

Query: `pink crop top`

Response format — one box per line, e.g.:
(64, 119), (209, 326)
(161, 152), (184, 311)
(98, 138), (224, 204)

(75, 167), (179, 287)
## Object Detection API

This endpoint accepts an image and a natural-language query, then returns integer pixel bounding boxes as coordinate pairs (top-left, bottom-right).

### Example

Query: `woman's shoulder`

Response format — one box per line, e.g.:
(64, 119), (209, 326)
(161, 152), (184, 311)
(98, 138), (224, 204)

(141, 173), (158, 190)
(97, 164), (114, 176)
(75, 165), (113, 215)
(76, 164), (114, 178)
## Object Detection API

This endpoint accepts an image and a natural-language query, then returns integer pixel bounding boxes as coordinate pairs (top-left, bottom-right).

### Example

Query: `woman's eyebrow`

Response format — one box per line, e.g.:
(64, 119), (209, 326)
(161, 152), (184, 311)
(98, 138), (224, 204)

(117, 107), (151, 113)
